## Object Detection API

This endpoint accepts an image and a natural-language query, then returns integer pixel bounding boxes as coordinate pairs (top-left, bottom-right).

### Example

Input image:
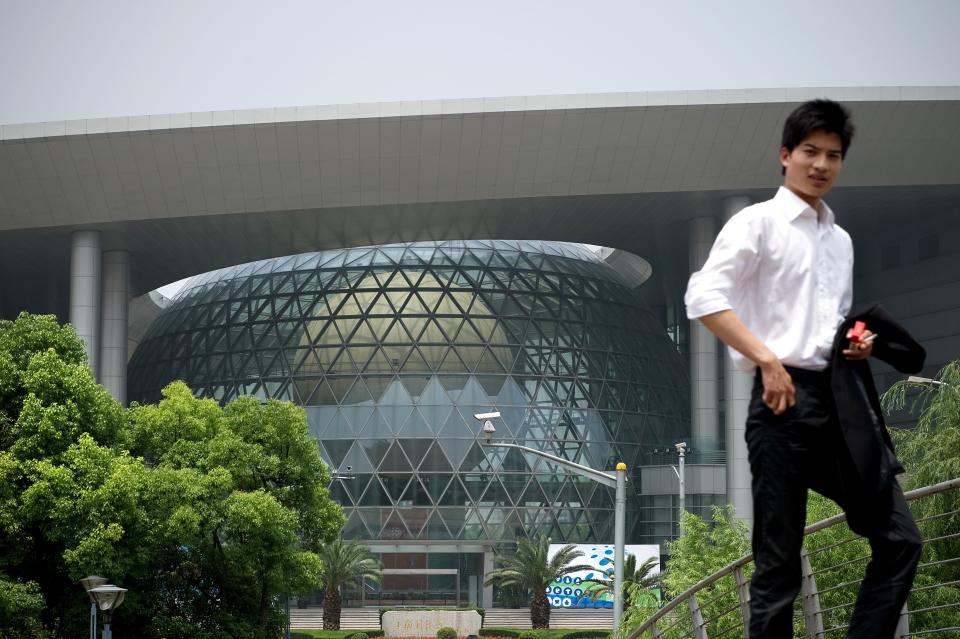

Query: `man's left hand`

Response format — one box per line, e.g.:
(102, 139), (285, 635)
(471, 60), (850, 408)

(843, 328), (876, 360)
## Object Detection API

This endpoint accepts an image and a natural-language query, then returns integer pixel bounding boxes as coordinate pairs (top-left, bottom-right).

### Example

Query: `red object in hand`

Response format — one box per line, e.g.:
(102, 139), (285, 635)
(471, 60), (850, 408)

(849, 320), (867, 343)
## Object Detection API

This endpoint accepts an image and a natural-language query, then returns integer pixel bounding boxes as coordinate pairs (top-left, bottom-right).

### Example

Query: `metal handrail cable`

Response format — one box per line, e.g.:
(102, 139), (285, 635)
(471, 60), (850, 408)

(625, 477), (960, 639)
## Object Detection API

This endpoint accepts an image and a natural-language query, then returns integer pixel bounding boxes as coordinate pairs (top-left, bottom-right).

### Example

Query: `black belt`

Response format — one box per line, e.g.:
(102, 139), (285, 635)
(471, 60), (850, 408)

(754, 364), (829, 385)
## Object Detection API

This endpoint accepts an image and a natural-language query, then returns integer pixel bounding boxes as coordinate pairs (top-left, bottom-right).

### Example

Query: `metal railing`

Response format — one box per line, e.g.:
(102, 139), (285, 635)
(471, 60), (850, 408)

(626, 477), (960, 639)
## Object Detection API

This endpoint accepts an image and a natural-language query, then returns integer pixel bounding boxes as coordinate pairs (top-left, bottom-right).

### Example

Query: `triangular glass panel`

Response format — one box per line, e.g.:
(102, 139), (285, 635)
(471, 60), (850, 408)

(340, 405), (374, 431)
(378, 441), (413, 472)
(459, 473), (490, 502)
(420, 473), (452, 503)
(398, 410), (434, 437)
(435, 436), (474, 470)
(397, 438), (433, 465)
(358, 478), (392, 507)
(437, 477), (471, 507)
(327, 480), (353, 506)
(379, 318), (412, 343)
(380, 378), (414, 406)
(341, 511), (370, 538)
(305, 406), (338, 437)
(401, 376), (430, 399)
(461, 510), (485, 540)
(398, 507), (432, 538)
(354, 408), (388, 438)
(379, 473), (411, 504)
(417, 442), (454, 472)
(363, 376), (392, 403)
(340, 377), (375, 405)
(479, 479), (511, 506)
(418, 376), (451, 406)
(398, 478), (433, 506)
(321, 439), (352, 468)
(400, 293), (431, 315)
(380, 511), (412, 540)
(517, 481), (548, 508)
(419, 510), (452, 540)
(459, 442), (493, 473)
(360, 438), (392, 468)
(437, 507), (468, 537)
(339, 441), (375, 473)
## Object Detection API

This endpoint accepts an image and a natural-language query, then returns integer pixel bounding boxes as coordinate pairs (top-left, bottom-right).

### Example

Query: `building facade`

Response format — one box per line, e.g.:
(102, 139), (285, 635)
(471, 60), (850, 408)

(129, 240), (711, 604)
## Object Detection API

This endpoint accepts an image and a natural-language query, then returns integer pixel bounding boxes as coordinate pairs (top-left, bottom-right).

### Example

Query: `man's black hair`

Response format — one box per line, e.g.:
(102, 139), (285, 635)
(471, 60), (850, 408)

(780, 99), (855, 174)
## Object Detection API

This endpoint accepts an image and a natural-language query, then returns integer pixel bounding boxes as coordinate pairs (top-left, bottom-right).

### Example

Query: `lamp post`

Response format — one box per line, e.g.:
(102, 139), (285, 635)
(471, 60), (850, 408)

(79, 576), (107, 639)
(475, 412), (628, 630)
(671, 442), (687, 531)
(87, 584), (127, 639)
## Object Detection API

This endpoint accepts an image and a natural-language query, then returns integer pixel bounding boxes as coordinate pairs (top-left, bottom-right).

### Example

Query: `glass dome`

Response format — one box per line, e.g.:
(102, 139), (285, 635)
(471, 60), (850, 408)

(129, 240), (690, 544)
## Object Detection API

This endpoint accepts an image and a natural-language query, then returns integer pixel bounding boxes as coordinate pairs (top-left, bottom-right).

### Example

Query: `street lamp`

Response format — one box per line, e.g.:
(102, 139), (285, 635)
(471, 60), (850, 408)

(87, 584), (127, 639)
(79, 576), (107, 639)
(474, 413), (629, 630)
(672, 442), (687, 528)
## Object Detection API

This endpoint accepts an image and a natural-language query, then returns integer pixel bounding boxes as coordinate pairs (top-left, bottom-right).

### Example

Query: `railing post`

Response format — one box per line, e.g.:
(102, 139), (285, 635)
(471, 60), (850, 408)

(734, 566), (751, 639)
(895, 602), (909, 639)
(800, 547), (823, 639)
(689, 593), (709, 639)
(651, 622), (663, 639)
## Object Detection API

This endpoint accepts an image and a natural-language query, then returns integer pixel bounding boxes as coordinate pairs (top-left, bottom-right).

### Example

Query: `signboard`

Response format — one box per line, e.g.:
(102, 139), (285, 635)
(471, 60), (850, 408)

(546, 543), (660, 608)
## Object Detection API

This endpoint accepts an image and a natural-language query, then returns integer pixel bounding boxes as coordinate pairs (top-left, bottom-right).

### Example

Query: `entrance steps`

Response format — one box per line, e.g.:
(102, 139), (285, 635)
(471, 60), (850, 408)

(290, 607), (614, 630)
(485, 609), (613, 629)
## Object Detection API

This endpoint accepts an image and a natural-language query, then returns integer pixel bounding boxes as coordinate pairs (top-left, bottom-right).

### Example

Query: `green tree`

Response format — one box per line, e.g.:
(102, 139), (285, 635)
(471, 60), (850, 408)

(0, 313), (127, 637)
(317, 538), (382, 630)
(657, 506), (751, 639)
(0, 313), (345, 639)
(484, 535), (593, 628)
(881, 361), (960, 635)
(123, 382), (344, 638)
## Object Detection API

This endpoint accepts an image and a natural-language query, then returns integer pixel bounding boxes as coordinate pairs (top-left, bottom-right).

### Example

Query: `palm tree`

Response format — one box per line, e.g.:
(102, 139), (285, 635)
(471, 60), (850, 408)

(584, 554), (661, 611)
(318, 538), (382, 630)
(484, 534), (593, 628)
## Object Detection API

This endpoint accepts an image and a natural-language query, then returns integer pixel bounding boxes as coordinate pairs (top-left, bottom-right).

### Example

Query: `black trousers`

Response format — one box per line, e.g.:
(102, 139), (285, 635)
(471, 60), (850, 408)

(745, 366), (922, 639)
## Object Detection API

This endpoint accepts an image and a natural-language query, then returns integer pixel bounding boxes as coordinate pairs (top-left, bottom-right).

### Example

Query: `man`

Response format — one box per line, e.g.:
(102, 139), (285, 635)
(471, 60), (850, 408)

(684, 99), (922, 638)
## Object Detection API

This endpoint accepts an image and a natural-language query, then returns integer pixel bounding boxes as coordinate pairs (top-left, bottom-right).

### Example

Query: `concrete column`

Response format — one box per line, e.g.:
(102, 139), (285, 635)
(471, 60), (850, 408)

(689, 217), (719, 453)
(723, 196), (754, 526)
(100, 251), (130, 404)
(482, 550), (494, 608)
(70, 231), (101, 376)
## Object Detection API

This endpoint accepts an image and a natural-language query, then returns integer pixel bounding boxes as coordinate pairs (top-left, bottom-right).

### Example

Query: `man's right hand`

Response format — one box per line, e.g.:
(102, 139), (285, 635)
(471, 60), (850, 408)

(760, 359), (795, 415)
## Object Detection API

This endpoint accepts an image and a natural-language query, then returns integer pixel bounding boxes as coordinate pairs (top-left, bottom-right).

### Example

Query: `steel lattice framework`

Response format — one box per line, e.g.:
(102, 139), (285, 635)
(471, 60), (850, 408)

(129, 240), (690, 544)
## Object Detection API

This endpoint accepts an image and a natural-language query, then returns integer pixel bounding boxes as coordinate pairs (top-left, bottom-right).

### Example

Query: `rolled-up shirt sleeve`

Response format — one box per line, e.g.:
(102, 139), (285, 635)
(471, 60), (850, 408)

(684, 211), (762, 320)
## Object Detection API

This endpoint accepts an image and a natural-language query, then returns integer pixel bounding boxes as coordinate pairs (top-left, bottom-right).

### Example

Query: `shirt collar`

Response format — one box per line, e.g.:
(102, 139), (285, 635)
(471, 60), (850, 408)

(774, 186), (835, 226)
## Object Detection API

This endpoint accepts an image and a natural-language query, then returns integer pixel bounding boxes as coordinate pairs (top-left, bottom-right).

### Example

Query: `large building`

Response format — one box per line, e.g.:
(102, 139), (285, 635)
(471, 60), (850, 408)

(128, 239), (708, 605)
(2, 87), (960, 604)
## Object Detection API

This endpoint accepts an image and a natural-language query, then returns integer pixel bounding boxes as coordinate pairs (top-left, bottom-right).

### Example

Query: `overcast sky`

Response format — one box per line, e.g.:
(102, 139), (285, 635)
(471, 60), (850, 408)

(2, 0), (959, 125)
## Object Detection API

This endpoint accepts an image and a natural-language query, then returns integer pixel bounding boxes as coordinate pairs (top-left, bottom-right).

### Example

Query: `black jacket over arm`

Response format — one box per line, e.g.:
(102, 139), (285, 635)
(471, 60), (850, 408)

(829, 306), (925, 500)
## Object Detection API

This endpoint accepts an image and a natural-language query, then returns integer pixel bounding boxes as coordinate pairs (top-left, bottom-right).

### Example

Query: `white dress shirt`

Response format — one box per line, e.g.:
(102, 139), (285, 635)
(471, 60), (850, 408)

(684, 186), (854, 372)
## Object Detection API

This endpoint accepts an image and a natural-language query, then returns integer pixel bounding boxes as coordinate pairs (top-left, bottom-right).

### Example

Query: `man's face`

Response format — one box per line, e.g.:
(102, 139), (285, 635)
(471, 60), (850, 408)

(780, 130), (844, 205)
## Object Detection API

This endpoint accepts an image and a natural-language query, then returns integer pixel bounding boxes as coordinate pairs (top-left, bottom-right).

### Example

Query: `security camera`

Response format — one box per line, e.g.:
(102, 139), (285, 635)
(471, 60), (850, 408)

(674, 442), (687, 452)
(345, 465), (352, 472)
(482, 420), (496, 443)
(474, 411), (501, 420)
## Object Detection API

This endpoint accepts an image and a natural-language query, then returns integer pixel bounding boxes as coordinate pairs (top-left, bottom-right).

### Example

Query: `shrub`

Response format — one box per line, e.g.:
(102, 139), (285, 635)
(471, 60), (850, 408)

(437, 627), (458, 639)
(350, 633), (370, 639)
(519, 631), (538, 639)
(561, 632), (610, 639)
(479, 629), (520, 638)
